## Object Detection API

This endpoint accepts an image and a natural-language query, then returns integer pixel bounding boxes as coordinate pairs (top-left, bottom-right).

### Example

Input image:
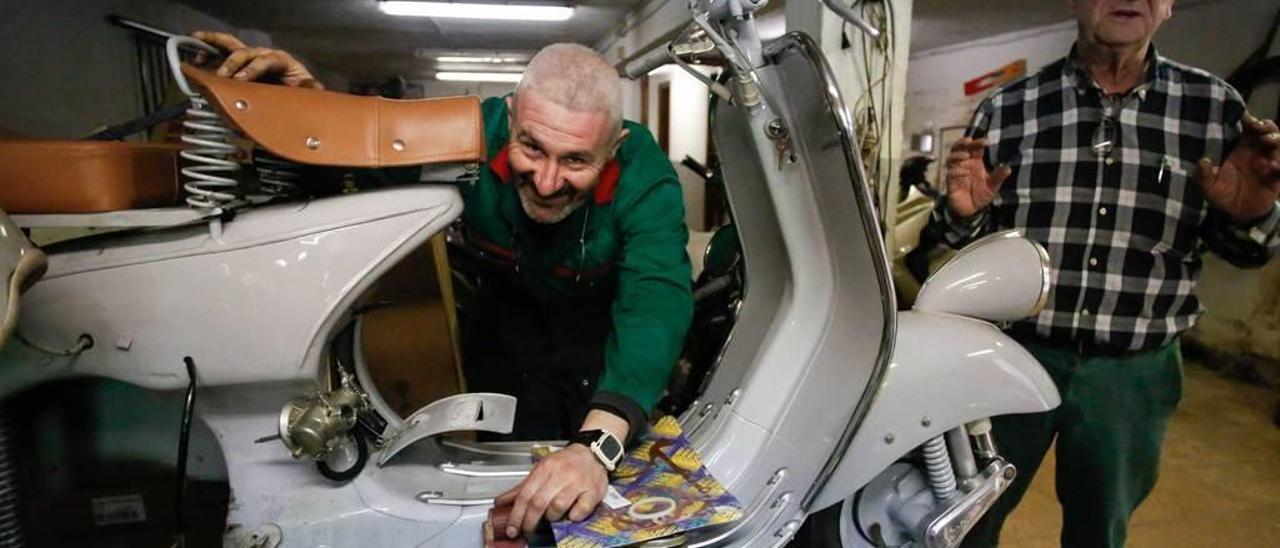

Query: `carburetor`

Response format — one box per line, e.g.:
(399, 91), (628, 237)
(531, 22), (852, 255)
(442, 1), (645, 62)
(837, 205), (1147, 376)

(276, 369), (373, 480)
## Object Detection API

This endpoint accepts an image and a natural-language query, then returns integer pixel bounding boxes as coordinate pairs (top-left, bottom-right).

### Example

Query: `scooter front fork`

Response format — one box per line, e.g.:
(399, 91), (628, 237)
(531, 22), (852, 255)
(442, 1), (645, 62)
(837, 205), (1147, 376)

(858, 420), (1015, 548)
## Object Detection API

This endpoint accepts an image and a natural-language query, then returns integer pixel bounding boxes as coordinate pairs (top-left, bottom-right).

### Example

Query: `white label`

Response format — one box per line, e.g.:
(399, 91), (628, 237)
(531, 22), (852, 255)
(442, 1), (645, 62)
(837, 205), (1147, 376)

(601, 486), (631, 510)
(91, 494), (147, 526)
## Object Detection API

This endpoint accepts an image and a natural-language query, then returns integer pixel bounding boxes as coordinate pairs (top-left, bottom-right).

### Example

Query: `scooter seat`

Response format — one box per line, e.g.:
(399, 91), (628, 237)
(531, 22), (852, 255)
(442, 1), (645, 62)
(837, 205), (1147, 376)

(0, 138), (182, 214)
(181, 65), (485, 168)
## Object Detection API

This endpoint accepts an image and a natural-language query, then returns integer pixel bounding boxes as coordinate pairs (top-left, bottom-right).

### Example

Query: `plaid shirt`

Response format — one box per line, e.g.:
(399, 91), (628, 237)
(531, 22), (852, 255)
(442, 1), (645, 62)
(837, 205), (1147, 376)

(930, 46), (1280, 352)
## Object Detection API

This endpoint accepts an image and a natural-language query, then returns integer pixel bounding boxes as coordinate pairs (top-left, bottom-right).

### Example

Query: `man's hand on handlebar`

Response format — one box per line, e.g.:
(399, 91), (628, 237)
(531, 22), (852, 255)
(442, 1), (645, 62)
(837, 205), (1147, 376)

(191, 31), (324, 90)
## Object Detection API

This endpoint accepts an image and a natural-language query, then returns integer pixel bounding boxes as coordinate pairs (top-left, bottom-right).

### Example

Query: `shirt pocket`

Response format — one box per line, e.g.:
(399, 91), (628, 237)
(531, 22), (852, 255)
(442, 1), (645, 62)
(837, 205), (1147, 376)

(1132, 150), (1206, 257)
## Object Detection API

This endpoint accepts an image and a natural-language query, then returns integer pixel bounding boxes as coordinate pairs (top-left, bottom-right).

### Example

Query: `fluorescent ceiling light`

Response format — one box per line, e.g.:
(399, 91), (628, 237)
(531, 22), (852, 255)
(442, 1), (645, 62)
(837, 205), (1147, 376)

(435, 71), (523, 83)
(435, 56), (526, 64)
(379, 2), (574, 21)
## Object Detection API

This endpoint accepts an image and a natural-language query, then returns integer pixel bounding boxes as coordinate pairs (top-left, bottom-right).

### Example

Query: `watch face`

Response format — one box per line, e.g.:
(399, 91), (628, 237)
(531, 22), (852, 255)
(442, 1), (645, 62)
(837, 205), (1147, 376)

(599, 433), (623, 462)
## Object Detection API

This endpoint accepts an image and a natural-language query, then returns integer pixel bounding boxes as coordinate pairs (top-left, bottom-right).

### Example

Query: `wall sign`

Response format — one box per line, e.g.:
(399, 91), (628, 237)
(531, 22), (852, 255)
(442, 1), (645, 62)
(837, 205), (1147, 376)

(964, 60), (1027, 96)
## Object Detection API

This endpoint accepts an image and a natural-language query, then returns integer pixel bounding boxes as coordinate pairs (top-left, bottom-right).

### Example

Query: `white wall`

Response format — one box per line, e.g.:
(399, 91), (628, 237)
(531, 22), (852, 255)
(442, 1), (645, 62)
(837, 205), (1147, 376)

(594, 1), (727, 232)
(644, 65), (714, 230)
(904, 21), (1077, 155)
(595, 0), (697, 121)
(791, 0), (915, 247)
(0, 0), (273, 139)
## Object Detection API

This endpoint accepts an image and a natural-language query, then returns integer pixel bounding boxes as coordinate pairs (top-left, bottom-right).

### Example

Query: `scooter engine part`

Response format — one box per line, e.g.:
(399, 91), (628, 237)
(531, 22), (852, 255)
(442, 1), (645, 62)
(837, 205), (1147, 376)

(316, 432), (368, 482)
(277, 384), (367, 460)
(855, 462), (938, 546)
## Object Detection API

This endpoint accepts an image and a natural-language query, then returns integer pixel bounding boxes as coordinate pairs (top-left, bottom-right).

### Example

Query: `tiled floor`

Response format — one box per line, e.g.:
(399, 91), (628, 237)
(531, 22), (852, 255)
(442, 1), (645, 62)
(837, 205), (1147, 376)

(999, 361), (1280, 547)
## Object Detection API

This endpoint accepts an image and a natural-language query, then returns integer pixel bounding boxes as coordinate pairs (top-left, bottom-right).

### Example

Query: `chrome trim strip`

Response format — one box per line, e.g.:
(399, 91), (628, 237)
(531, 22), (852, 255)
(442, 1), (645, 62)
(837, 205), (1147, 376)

(439, 438), (562, 457)
(1030, 240), (1053, 316)
(765, 32), (899, 511)
(419, 495), (496, 507)
(686, 468), (790, 547)
(438, 462), (531, 478)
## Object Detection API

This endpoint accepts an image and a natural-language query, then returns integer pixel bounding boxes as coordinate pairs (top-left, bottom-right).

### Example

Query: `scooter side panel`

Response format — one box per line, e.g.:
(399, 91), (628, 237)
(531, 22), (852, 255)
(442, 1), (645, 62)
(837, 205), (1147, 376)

(810, 310), (1061, 510)
(9, 187), (461, 393)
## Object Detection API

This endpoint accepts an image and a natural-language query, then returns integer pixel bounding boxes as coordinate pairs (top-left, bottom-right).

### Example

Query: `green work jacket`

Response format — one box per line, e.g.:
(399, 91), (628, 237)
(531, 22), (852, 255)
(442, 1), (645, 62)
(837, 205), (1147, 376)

(458, 97), (693, 429)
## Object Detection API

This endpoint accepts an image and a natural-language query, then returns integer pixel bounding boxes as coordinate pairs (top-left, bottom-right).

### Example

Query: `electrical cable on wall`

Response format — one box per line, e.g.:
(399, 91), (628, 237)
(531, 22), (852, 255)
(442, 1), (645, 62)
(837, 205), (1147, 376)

(843, 0), (897, 208)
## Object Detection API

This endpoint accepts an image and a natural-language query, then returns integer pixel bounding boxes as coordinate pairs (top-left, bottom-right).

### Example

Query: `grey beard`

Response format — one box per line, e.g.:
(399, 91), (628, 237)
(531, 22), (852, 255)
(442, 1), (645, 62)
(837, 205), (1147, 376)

(517, 183), (589, 224)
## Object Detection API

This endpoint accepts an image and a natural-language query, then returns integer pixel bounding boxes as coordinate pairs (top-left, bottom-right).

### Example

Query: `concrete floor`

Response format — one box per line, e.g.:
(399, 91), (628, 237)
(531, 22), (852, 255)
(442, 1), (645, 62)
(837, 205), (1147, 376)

(999, 361), (1280, 547)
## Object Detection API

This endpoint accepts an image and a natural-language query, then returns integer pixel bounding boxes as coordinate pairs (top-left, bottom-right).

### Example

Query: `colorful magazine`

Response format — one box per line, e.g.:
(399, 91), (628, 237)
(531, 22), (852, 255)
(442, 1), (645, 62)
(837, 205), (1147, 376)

(551, 416), (744, 548)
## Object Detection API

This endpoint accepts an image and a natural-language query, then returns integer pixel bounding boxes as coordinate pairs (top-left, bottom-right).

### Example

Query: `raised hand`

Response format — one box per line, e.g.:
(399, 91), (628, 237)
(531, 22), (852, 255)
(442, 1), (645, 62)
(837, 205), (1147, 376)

(945, 137), (1011, 220)
(1196, 113), (1280, 223)
(190, 31), (323, 90)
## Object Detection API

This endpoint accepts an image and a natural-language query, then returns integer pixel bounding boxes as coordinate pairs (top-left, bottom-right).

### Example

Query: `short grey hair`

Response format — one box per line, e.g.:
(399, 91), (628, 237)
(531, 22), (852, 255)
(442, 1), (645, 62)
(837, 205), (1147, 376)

(515, 43), (623, 134)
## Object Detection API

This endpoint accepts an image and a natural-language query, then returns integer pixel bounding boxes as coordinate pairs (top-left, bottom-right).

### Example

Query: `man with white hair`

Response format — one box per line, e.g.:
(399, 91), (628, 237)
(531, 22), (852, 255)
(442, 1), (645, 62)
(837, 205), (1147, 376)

(194, 34), (693, 540)
(929, 1), (1278, 546)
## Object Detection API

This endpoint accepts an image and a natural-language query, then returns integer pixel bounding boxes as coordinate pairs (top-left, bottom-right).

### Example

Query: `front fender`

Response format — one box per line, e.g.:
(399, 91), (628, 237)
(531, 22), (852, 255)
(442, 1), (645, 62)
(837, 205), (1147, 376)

(810, 310), (1059, 509)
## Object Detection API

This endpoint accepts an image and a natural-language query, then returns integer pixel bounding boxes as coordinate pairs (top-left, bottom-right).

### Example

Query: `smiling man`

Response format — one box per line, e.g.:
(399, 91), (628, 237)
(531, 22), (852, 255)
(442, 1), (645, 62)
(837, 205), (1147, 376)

(929, 1), (1279, 547)
(457, 44), (693, 540)
(192, 34), (693, 541)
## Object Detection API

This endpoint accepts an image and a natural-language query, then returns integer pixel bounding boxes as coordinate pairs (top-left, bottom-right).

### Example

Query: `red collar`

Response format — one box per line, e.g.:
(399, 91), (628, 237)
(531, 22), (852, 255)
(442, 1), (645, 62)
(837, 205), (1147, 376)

(488, 145), (620, 206)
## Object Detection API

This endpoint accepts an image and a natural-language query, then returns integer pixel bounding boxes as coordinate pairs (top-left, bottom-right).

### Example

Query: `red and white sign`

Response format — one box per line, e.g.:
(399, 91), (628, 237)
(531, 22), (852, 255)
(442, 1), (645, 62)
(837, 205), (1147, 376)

(964, 60), (1027, 96)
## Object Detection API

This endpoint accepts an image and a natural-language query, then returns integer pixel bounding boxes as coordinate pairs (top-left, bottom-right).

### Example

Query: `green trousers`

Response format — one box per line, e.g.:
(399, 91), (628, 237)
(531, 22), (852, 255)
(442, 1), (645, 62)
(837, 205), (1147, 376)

(960, 337), (1184, 548)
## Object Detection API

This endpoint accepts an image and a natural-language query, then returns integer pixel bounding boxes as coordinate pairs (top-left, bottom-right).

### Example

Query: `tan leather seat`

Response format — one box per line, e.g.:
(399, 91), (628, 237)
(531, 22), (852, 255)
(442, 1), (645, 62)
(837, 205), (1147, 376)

(0, 69), (484, 215)
(0, 139), (182, 214)
(182, 65), (485, 168)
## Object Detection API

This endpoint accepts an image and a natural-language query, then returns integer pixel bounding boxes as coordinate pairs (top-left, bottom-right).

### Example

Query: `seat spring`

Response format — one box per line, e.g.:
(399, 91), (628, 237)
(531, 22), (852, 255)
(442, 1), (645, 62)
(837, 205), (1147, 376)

(180, 93), (242, 210)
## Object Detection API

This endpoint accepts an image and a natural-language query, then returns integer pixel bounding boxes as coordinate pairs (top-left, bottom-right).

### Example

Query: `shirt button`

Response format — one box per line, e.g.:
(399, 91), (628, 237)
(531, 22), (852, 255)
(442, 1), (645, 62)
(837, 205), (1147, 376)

(1099, 207), (1109, 216)
(1081, 309), (1091, 317)
(1089, 257), (1099, 267)
(1105, 157), (1116, 166)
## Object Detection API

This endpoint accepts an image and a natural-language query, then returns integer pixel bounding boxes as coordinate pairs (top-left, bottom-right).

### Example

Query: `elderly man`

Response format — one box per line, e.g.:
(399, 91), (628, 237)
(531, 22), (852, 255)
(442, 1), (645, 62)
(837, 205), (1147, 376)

(929, 1), (1279, 547)
(193, 33), (693, 540)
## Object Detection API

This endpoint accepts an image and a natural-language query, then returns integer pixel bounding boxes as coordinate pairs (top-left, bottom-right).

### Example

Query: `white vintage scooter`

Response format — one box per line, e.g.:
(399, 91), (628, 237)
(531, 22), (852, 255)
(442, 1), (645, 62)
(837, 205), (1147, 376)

(0, 1), (1059, 546)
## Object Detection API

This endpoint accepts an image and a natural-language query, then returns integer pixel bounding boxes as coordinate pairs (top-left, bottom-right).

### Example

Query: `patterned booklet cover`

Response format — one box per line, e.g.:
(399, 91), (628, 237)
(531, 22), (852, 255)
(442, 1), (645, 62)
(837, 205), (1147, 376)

(551, 416), (744, 548)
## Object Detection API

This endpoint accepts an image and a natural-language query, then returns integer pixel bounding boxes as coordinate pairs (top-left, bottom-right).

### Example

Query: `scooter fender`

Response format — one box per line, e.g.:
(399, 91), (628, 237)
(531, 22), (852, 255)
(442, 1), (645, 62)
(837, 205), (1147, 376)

(810, 310), (1060, 510)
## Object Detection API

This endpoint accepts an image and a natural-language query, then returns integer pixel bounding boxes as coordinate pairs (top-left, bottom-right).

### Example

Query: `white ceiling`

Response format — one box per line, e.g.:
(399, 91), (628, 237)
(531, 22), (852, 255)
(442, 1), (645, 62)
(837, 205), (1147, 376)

(170, 0), (1224, 83)
(172, 0), (646, 84)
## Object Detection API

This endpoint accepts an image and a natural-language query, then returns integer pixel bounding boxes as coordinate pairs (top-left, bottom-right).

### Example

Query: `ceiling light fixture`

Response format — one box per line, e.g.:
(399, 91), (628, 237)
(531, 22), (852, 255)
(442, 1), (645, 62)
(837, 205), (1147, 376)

(435, 71), (523, 83)
(435, 56), (527, 64)
(379, 2), (574, 21)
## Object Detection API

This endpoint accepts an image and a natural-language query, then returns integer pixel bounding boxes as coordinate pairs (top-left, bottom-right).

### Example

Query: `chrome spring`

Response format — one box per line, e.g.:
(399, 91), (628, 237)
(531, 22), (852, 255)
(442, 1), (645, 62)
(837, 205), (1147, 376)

(0, 410), (23, 547)
(180, 93), (242, 210)
(922, 436), (957, 502)
(253, 147), (302, 199)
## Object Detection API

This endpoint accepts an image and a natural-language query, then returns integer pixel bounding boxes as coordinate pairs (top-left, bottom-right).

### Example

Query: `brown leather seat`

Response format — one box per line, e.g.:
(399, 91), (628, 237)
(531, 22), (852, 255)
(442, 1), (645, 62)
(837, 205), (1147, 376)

(182, 65), (485, 168)
(0, 69), (484, 215)
(0, 139), (182, 214)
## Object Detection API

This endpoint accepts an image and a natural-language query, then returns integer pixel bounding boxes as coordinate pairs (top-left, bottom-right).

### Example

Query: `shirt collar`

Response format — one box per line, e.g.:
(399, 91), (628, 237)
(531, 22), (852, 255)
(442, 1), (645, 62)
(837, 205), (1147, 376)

(487, 145), (621, 206)
(1063, 42), (1166, 99)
